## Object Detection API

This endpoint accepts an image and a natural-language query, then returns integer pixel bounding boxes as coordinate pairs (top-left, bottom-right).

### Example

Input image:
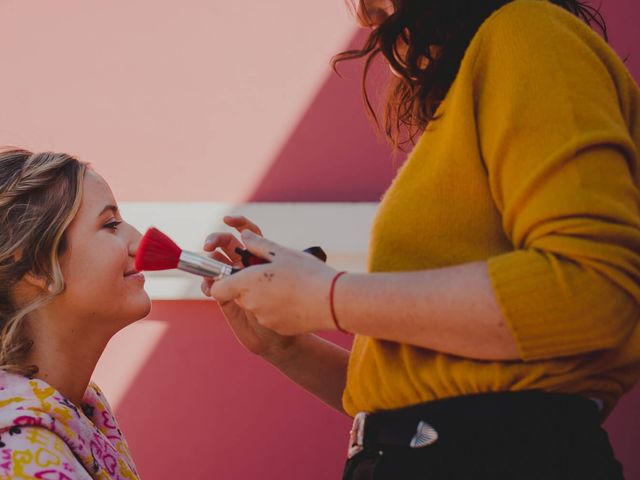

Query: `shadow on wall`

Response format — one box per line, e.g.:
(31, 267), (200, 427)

(249, 29), (397, 202)
(114, 302), (354, 480)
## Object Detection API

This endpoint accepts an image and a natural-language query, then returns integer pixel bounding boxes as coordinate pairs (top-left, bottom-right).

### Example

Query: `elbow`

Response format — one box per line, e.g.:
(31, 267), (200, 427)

(585, 289), (640, 350)
(598, 293), (639, 350)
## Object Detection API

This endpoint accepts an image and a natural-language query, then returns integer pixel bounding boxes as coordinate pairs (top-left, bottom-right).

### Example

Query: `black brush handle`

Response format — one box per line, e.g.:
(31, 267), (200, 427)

(233, 246), (327, 268)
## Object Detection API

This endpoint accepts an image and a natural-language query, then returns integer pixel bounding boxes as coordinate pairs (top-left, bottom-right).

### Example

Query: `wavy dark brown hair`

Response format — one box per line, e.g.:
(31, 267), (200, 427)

(333, 0), (608, 150)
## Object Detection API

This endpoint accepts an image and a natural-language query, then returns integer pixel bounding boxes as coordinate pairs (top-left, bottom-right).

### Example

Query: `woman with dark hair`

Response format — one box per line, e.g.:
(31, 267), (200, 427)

(203, 0), (639, 478)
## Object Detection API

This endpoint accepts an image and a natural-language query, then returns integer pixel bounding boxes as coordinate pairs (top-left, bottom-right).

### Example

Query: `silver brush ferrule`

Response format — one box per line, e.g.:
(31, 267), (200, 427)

(178, 250), (233, 279)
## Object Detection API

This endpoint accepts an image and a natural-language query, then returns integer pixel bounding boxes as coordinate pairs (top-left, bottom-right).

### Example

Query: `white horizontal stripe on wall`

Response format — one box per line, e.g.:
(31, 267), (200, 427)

(119, 202), (379, 300)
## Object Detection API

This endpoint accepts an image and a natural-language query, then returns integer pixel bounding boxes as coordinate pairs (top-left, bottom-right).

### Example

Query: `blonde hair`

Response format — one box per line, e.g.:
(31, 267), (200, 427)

(0, 148), (87, 376)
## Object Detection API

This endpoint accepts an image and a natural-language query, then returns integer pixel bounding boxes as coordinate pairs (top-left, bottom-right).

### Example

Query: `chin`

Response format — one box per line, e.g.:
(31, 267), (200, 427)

(121, 292), (152, 325)
(134, 292), (152, 319)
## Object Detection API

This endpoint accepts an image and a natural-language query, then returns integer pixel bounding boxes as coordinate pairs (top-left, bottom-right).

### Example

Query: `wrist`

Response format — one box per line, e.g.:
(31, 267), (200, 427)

(261, 334), (305, 366)
(329, 271), (352, 335)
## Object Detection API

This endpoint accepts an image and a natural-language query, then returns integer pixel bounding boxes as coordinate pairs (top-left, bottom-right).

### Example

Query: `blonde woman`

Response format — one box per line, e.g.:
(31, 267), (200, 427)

(0, 148), (147, 479)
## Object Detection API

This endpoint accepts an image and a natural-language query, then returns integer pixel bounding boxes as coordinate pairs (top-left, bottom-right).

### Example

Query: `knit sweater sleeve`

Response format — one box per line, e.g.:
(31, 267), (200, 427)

(475, 1), (640, 361)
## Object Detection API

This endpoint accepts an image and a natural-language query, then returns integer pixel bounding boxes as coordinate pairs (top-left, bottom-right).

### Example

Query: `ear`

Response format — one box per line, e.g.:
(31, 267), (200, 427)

(22, 272), (50, 293)
(11, 247), (51, 293)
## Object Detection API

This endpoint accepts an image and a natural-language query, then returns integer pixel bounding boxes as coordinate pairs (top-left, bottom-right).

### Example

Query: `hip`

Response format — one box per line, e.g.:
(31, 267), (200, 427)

(342, 389), (624, 480)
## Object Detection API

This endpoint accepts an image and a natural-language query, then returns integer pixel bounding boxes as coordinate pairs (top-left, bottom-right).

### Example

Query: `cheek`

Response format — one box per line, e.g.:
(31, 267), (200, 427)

(62, 238), (128, 303)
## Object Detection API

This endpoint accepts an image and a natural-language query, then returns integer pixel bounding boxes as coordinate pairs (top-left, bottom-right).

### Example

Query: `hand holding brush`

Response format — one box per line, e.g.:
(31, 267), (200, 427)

(135, 224), (326, 279)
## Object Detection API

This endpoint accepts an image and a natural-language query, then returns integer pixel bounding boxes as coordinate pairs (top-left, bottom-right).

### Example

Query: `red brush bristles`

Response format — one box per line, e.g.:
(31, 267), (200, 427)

(135, 227), (183, 272)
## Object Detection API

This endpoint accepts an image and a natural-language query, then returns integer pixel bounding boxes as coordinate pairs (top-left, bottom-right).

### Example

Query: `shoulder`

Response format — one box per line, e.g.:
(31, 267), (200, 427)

(0, 426), (90, 479)
(464, 0), (607, 66)
(480, 0), (590, 36)
(459, 0), (627, 102)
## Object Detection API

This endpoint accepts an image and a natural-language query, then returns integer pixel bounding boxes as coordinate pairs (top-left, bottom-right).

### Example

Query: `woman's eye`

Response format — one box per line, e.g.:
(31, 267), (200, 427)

(104, 221), (122, 231)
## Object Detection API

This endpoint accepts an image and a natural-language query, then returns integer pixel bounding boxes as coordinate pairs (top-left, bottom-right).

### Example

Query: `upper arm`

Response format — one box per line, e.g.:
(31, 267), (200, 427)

(478, 1), (640, 300)
(473, 2), (640, 359)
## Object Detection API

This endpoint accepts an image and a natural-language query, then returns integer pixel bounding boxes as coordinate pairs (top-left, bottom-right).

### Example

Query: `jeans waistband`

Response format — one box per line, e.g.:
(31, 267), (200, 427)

(347, 390), (602, 459)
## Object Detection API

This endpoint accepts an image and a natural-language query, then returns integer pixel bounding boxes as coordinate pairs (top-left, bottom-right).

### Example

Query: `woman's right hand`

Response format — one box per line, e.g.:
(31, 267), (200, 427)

(201, 215), (298, 358)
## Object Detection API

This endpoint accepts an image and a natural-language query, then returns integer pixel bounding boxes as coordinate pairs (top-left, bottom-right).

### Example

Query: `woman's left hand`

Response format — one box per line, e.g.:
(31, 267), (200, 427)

(209, 230), (340, 336)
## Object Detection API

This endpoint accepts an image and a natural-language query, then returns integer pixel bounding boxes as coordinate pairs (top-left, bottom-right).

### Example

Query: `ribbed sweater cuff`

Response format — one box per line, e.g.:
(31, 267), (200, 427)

(487, 250), (633, 362)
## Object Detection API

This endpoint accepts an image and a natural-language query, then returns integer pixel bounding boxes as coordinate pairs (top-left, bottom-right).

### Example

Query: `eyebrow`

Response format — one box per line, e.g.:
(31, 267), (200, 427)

(98, 205), (119, 217)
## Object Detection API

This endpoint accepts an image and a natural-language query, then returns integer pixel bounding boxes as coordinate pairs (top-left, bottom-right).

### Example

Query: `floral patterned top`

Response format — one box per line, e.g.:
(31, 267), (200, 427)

(0, 370), (139, 479)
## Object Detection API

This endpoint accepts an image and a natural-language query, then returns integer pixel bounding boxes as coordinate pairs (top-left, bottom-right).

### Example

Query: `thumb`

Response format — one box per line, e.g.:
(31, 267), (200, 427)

(241, 230), (284, 261)
(209, 272), (243, 303)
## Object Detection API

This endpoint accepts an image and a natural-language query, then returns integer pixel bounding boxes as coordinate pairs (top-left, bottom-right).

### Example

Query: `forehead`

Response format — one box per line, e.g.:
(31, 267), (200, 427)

(79, 170), (116, 212)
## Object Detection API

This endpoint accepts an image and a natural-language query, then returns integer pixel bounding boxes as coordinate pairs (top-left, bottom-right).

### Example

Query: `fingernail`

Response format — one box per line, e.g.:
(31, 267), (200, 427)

(241, 230), (253, 239)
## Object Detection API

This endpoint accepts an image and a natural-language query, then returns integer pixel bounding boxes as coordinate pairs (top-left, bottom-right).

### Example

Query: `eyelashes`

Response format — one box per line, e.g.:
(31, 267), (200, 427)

(104, 221), (122, 231)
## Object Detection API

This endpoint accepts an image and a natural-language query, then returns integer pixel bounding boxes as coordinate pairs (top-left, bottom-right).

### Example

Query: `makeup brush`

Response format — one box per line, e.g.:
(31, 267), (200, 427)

(135, 227), (327, 280)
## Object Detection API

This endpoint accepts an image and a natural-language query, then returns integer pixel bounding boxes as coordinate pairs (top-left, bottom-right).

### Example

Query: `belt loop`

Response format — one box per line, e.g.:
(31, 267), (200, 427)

(347, 412), (367, 459)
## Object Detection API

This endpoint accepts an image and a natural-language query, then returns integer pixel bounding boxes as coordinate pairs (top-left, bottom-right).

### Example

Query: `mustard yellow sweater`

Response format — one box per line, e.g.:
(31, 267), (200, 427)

(343, 0), (640, 420)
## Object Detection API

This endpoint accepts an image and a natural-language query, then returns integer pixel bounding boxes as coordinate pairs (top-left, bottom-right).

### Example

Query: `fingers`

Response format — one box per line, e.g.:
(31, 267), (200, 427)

(209, 271), (243, 304)
(224, 215), (263, 236)
(240, 230), (285, 260)
(201, 278), (213, 297)
(201, 250), (233, 297)
(203, 232), (244, 263)
(203, 215), (263, 259)
(205, 249), (231, 266)
(201, 215), (266, 299)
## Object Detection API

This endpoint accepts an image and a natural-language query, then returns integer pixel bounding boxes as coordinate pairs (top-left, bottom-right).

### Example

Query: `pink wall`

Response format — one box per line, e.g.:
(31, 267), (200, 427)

(580, 2), (640, 477)
(0, 1), (638, 478)
(105, 303), (354, 479)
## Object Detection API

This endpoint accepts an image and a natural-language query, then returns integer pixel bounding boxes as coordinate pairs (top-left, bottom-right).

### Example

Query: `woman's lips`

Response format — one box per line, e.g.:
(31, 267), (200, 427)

(124, 271), (145, 283)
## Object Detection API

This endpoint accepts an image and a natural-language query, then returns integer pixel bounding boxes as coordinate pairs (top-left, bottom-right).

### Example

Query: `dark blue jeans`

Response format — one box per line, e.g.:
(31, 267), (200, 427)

(342, 392), (625, 480)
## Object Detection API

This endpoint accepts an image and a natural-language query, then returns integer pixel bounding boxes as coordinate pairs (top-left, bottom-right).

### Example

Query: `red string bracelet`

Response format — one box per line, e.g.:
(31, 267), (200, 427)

(330, 271), (352, 335)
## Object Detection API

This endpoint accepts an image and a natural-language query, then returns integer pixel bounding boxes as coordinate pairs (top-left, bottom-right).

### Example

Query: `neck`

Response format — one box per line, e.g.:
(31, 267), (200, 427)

(24, 310), (112, 407)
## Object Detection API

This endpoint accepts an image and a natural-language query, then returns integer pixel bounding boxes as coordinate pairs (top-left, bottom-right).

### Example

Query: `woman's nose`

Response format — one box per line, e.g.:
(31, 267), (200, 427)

(128, 227), (143, 256)
(129, 239), (139, 257)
